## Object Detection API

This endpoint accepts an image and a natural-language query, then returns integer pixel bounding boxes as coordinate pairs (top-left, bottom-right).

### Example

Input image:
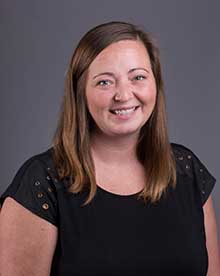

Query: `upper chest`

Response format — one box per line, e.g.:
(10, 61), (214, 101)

(94, 161), (147, 195)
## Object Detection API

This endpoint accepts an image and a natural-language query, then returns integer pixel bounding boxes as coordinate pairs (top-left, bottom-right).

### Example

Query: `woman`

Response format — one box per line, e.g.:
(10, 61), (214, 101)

(0, 21), (219, 275)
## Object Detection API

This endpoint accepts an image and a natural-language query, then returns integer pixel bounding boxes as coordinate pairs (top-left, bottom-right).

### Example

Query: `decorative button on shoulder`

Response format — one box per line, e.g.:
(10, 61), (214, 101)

(34, 180), (41, 186)
(37, 192), (44, 198)
(178, 156), (184, 160)
(42, 203), (49, 210)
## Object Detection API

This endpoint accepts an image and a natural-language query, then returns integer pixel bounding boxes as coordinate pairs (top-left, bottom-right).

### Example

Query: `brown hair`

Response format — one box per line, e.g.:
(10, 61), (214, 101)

(51, 21), (177, 206)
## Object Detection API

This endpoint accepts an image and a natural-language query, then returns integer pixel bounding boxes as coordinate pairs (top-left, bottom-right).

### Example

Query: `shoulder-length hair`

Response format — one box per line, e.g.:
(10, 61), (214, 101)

(51, 21), (177, 206)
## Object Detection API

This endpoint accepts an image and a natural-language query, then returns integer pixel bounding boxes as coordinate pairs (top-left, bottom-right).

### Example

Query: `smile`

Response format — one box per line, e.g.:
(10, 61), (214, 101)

(109, 106), (140, 119)
(111, 106), (135, 115)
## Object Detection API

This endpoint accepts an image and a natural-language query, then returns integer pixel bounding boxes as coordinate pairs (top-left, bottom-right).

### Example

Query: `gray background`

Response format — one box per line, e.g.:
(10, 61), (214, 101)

(1, 0), (219, 238)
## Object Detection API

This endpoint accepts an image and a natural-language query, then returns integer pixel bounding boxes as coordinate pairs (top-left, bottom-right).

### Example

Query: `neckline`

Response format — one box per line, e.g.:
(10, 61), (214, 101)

(97, 184), (143, 198)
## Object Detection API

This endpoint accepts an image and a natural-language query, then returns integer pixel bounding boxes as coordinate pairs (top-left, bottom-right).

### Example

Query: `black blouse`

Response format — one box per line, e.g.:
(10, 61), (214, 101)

(0, 142), (216, 276)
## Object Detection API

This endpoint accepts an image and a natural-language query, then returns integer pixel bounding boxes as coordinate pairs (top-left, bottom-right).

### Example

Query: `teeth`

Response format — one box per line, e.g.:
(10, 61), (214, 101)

(113, 107), (136, 115)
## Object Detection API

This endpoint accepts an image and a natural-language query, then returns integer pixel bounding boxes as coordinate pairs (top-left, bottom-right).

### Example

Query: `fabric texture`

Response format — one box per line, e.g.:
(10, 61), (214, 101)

(0, 156), (58, 226)
(0, 142), (216, 275)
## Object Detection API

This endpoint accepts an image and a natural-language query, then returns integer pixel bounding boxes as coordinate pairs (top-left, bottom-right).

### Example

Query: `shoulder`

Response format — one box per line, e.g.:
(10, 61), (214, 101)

(170, 142), (195, 158)
(0, 147), (60, 226)
(25, 147), (54, 171)
(16, 147), (60, 188)
(170, 142), (197, 177)
(170, 142), (216, 206)
(170, 141), (214, 174)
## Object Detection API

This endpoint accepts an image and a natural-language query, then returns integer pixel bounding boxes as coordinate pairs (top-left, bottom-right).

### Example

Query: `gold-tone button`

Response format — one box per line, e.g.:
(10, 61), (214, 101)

(48, 187), (53, 192)
(34, 181), (41, 186)
(37, 192), (44, 198)
(186, 164), (190, 169)
(46, 175), (51, 180)
(178, 156), (184, 160)
(187, 155), (192, 159)
(47, 167), (51, 171)
(42, 203), (49, 210)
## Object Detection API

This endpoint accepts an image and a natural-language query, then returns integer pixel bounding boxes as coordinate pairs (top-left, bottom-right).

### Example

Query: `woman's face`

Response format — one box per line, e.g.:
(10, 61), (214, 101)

(85, 39), (157, 138)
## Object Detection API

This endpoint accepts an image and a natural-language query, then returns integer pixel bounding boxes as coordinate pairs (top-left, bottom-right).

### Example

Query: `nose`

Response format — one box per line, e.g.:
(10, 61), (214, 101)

(114, 80), (134, 101)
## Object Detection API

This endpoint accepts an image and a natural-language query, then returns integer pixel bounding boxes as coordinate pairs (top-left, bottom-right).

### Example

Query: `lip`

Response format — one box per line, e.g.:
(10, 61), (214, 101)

(110, 105), (139, 111)
(109, 106), (139, 120)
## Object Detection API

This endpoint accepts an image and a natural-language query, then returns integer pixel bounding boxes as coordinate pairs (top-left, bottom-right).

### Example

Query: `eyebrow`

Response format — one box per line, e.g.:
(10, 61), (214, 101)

(92, 67), (150, 80)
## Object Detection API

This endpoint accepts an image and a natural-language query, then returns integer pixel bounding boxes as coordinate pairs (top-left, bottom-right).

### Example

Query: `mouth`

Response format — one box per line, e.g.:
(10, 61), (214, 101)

(109, 106), (140, 118)
(109, 106), (139, 115)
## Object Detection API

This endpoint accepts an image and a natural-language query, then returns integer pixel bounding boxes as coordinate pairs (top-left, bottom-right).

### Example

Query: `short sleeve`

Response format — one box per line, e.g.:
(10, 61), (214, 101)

(0, 157), (58, 227)
(190, 149), (216, 206)
(172, 143), (217, 207)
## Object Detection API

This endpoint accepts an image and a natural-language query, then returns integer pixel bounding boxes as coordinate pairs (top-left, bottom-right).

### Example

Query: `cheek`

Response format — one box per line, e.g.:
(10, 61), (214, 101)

(87, 92), (111, 114)
(139, 81), (157, 105)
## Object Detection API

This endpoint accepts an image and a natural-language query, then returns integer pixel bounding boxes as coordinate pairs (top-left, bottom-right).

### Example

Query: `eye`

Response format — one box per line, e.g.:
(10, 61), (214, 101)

(96, 79), (112, 86)
(134, 75), (146, 81)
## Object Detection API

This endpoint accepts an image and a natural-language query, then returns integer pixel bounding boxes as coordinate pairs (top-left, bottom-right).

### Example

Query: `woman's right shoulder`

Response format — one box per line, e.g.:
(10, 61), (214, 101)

(0, 147), (58, 275)
(0, 147), (59, 227)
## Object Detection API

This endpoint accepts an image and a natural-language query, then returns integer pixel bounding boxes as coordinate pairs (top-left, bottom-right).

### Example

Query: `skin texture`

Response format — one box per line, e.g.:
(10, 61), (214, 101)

(85, 40), (157, 166)
(203, 196), (220, 275)
(0, 197), (58, 276)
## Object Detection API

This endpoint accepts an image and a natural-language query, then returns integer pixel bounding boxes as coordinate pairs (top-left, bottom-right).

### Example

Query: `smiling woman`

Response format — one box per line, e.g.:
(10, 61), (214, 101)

(85, 39), (157, 137)
(0, 21), (219, 276)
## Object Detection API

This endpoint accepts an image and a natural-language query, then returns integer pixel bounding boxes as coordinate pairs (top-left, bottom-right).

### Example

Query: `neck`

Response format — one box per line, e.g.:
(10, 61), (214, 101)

(90, 130), (140, 166)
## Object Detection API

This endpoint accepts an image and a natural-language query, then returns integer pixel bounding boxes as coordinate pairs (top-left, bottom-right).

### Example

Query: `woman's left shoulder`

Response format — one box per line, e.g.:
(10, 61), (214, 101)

(170, 142), (216, 206)
(171, 142), (200, 160)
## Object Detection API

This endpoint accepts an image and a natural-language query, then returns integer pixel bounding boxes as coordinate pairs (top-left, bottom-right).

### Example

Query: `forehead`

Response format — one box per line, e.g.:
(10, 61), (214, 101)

(88, 40), (151, 71)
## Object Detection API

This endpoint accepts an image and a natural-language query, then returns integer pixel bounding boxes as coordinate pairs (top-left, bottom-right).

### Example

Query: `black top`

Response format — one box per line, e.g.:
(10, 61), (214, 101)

(0, 143), (216, 276)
